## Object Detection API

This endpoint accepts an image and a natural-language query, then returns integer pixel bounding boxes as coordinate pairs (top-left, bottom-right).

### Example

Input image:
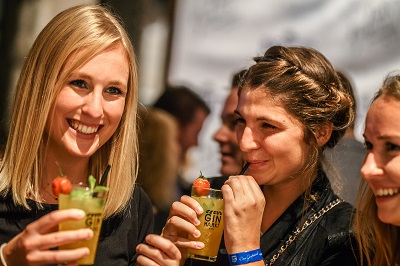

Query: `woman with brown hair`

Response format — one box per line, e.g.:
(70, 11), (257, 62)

(161, 46), (358, 265)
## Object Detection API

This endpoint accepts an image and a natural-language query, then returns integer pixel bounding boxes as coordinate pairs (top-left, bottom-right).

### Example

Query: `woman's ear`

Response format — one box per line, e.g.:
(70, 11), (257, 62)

(315, 123), (333, 147)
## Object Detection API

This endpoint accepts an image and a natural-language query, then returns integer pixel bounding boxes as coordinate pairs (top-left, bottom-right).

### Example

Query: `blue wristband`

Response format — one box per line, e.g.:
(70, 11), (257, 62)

(229, 248), (263, 265)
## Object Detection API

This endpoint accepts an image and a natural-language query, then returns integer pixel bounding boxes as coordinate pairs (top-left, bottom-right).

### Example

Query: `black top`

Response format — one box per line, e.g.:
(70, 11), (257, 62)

(185, 170), (358, 265)
(0, 186), (154, 265)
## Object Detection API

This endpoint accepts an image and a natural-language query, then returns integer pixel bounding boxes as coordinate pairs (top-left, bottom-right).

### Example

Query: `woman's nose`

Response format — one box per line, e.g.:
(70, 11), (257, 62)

(82, 90), (104, 118)
(361, 152), (384, 180)
(239, 126), (259, 152)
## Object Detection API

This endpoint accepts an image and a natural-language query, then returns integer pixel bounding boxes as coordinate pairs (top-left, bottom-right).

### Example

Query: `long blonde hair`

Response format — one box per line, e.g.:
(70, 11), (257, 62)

(354, 74), (400, 265)
(0, 4), (139, 218)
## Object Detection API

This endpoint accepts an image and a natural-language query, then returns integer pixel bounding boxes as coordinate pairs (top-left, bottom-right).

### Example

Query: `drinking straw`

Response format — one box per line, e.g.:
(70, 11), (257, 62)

(239, 162), (250, 175)
(99, 164), (111, 186)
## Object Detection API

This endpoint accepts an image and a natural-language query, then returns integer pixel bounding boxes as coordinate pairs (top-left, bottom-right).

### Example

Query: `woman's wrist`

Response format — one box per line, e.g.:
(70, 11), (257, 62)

(228, 248), (263, 265)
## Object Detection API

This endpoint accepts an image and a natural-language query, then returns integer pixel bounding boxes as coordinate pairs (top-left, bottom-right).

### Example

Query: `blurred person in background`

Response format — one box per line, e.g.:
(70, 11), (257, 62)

(206, 69), (247, 193)
(178, 69), (248, 266)
(137, 106), (181, 234)
(153, 85), (210, 196)
(324, 71), (364, 205)
(213, 69), (247, 177)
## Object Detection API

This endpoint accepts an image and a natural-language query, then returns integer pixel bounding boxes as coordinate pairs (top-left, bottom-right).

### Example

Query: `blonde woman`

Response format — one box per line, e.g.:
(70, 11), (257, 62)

(0, 5), (179, 265)
(355, 74), (400, 265)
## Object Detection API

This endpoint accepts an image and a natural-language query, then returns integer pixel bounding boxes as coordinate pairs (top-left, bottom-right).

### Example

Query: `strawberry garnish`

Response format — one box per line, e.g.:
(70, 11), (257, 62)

(193, 172), (210, 196)
(52, 176), (72, 197)
(52, 177), (63, 197)
(51, 162), (72, 197)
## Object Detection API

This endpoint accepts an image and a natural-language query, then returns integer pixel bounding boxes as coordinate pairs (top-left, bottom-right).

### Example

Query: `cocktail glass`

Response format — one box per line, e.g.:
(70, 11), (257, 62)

(58, 184), (108, 265)
(187, 187), (224, 262)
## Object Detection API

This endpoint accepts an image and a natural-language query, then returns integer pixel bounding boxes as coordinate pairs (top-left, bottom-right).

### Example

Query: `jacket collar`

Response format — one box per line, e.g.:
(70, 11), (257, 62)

(260, 168), (335, 255)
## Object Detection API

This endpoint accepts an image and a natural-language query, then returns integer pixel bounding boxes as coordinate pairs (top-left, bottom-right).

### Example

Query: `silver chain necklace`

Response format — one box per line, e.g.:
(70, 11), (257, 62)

(265, 198), (344, 266)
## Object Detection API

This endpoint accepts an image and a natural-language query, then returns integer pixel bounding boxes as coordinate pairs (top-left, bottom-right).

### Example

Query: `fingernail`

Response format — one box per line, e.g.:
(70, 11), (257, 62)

(193, 218), (200, 226)
(193, 229), (201, 238)
(195, 205), (203, 214)
(85, 229), (94, 239)
(84, 247), (90, 255)
(195, 241), (205, 249)
(73, 209), (85, 218)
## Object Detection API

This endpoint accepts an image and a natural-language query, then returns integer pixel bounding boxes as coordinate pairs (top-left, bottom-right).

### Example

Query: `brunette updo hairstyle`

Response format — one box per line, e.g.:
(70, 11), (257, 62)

(240, 46), (354, 173)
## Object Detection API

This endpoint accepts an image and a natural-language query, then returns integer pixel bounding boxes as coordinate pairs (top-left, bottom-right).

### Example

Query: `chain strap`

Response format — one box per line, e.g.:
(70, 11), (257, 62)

(265, 198), (344, 266)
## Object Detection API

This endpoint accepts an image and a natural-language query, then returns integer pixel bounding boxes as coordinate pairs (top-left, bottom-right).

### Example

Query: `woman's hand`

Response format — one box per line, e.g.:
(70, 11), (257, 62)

(161, 195), (205, 263)
(222, 175), (265, 254)
(136, 234), (181, 266)
(2, 209), (93, 265)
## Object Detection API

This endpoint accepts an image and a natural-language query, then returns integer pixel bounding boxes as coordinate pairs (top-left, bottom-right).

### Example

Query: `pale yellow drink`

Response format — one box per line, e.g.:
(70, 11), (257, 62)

(187, 187), (224, 262)
(58, 187), (107, 265)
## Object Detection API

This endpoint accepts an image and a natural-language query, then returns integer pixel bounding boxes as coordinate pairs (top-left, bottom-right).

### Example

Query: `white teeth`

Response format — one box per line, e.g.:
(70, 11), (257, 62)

(376, 188), (399, 197)
(70, 120), (99, 134)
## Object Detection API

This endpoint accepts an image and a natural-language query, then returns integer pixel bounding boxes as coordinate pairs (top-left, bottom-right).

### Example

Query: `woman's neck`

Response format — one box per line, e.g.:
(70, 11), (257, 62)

(42, 152), (90, 187)
(261, 171), (318, 233)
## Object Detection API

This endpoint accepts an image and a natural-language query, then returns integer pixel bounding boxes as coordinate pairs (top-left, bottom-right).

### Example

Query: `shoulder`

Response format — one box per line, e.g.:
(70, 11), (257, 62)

(133, 185), (151, 202)
(132, 185), (153, 213)
(115, 185), (153, 221)
(322, 200), (354, 226)
(305, 201), (358, 263)
(317, 200), (355, 244)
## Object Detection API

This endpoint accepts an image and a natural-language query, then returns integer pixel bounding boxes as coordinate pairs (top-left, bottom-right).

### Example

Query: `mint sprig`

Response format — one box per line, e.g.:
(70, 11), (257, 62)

(88, 174), (109, 192)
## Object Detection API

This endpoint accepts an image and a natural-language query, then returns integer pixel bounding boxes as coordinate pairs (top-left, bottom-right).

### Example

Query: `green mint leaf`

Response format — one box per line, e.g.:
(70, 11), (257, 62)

(93, 185), (110, 192)
(89, 175), (96, 190)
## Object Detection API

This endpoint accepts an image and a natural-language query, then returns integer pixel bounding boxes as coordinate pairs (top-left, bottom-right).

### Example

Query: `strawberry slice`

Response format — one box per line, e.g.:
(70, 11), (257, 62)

(193, 172), (210, 196)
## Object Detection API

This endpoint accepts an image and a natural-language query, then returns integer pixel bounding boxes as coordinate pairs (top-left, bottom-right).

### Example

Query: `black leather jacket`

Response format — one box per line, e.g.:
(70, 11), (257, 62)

(185, 169), (358, 266)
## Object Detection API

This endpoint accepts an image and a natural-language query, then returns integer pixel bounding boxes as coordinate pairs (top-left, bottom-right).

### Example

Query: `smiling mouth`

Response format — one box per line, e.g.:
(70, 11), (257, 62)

(376, 188), (400, 197)
(68, 119), (100, 134)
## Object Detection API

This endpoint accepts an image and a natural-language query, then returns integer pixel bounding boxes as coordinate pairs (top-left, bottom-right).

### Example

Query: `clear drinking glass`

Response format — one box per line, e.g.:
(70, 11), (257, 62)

(187, 187), (224, 262)
(58, 184), (108, 265)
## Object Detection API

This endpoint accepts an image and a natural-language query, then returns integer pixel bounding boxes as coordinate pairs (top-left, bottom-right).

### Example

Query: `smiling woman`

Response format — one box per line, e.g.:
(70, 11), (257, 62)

(161, 46), (359, 266)
(0, 4), (180, 266)
(355, 73), (400, 266)
(45, 43), (128, 162)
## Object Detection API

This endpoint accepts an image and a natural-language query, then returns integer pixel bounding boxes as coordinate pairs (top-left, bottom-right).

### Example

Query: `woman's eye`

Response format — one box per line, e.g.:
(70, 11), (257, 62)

(70, 80), (86, 88)
(386, 142), (400, 152)
(226, 117), (239, 130)
(106, 87), (123, 95)
(235, 117), (245, 125)
(262, 122), (276, 129)
(363, 141), (372, 151)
